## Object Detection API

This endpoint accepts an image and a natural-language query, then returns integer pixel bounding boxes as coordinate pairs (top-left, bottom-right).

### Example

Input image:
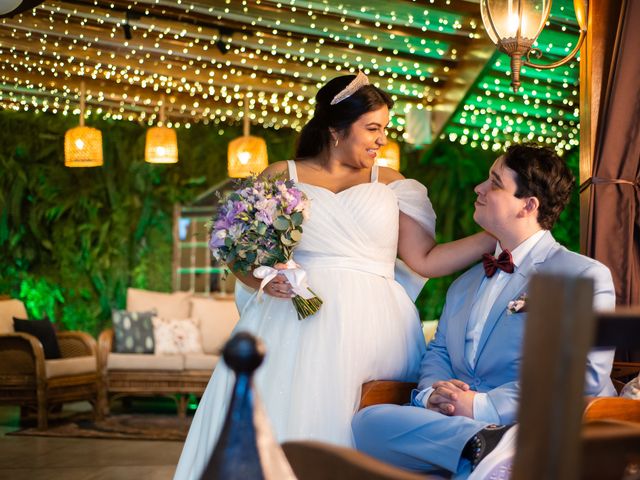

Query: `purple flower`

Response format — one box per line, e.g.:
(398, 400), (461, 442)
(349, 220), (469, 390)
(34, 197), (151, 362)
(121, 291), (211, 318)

(286, 188), (303, 214)
(209, 229), (227, 249)
(215, 201), (247, 230)
(208, 175), (311, 272)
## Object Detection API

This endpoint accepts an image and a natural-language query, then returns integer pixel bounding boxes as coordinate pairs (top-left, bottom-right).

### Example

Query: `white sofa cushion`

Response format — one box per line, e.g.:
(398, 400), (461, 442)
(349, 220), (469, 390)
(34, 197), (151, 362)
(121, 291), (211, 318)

(0, 299), (27, 334)
(126, 288), (192, 320)
(190, 296), (240, 354)
(107, 353), (184, 371)
(45, 356), (97, 379)
(183, 353), (220, 371)
(152, 317), (203, 355)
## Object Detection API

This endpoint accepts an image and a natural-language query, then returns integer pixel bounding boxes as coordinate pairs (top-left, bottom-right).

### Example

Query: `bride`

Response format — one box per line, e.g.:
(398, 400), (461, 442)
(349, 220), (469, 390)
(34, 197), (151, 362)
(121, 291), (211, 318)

(173, 72), (495, 479)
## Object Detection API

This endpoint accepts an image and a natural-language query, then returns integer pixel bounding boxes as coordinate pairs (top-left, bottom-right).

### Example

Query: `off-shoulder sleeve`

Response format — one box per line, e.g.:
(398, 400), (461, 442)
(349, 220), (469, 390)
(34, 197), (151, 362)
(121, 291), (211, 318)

(387, 179), (436, 237)
(388, 179), (436, 301)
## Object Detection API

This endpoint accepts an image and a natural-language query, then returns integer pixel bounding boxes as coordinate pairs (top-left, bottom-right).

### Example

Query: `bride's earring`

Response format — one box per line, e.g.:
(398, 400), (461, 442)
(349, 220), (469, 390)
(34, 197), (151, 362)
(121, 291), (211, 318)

(334, 138), (339, 148)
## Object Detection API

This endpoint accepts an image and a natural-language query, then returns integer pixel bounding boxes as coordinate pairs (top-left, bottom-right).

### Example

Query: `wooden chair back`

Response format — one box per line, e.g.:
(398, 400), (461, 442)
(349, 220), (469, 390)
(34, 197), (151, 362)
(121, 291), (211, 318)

(511, 274), (597, 480)
(512, 274), (640, 480)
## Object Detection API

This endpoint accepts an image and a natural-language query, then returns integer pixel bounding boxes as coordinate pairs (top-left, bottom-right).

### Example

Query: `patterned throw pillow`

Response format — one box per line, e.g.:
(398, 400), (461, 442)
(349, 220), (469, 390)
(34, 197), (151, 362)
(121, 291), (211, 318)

(112, 310), (155, 354)
(152, 317), (203, 355)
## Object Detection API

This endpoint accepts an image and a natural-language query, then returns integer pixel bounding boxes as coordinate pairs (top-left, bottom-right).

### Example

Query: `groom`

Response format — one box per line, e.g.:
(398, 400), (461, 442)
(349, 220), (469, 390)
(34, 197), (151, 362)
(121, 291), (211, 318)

(352, 143), (616, 478)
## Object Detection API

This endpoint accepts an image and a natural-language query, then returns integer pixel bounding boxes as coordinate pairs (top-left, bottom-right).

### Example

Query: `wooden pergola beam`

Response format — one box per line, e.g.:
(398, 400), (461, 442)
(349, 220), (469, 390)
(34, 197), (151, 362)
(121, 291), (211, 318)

(2, 10), (438, 100)
(103, 0), (462, 66)
(248, 0), (478, 43)
(0, 79), (306, 128)
(0, 36), (313, 98)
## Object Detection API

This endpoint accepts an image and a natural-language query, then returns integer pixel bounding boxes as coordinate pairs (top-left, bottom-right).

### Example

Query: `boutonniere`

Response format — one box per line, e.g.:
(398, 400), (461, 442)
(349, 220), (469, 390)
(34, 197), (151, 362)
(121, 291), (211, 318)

(507, 292), (528, 315)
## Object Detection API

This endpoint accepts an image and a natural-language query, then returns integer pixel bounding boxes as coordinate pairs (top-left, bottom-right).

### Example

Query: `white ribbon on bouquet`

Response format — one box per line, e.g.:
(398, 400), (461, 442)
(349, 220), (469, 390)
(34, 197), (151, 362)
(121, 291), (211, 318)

(253, 260), (315, 300)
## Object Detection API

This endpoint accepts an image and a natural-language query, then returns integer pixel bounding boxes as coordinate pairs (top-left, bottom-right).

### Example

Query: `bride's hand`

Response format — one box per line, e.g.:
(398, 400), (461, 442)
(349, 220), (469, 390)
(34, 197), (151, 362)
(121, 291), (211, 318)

(265, 273), (294, 298)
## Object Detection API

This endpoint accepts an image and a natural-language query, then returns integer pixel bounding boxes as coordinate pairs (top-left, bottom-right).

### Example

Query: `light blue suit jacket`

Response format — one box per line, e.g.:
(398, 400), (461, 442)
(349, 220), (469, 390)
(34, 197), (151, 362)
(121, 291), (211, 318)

(416, 231), (616, 425)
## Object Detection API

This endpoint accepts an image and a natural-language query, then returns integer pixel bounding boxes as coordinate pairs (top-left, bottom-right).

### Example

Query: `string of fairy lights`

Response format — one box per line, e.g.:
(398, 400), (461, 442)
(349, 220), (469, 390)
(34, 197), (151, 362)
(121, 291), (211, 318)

(0, 0), (581, 151)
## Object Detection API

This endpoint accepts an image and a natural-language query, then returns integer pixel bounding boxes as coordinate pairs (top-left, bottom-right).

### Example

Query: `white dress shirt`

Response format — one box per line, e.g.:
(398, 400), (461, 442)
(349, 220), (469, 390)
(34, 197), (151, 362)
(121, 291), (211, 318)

(416, 229), (547, 423)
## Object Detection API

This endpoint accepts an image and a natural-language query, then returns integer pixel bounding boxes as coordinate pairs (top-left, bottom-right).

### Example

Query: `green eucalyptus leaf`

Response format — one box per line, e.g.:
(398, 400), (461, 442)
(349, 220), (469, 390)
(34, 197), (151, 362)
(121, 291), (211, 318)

(290, 211), (303, 226)
(273, 216), (289, 231)
(280, 233), (294, 246)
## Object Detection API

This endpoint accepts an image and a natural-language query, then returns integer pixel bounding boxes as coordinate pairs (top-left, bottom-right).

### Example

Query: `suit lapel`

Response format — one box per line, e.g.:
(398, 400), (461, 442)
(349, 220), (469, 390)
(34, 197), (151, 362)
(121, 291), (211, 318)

(474, 232), (557, 363)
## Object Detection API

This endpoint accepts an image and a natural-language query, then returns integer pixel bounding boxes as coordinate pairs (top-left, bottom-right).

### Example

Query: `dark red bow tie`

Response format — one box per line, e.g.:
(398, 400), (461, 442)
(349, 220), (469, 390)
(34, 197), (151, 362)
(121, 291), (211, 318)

(482, 250), (515, 278)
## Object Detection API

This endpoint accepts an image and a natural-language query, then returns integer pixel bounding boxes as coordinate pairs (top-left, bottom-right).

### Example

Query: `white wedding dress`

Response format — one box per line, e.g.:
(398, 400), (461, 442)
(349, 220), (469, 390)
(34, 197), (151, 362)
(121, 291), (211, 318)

(173, 161), (437, 480)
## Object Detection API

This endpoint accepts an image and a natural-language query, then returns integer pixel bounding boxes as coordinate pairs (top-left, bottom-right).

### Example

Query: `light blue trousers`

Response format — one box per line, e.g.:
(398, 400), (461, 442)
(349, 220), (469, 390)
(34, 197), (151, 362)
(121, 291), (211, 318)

(352, 404), (491, 477)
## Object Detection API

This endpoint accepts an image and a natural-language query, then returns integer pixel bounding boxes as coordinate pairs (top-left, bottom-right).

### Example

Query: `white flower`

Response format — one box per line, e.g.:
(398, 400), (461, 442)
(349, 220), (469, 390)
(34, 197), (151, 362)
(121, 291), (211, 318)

(297, 199), (311, 219)
(255, 198), (278, 225)
(228, 223), (244, 240)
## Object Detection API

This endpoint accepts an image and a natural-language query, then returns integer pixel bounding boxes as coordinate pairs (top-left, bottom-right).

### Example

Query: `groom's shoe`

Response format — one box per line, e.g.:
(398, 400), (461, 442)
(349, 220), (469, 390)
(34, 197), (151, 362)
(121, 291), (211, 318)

(464, 424), (517, 480)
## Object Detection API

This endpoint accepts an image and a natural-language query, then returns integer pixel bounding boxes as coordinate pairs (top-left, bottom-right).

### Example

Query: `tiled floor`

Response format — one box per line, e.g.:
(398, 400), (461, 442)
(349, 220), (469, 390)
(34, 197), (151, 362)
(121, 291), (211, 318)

(0, 403), (183, 480)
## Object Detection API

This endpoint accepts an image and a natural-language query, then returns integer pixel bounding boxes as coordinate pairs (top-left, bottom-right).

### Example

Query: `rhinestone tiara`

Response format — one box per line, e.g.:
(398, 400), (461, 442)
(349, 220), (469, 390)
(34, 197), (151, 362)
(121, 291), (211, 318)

(330, 71), (370, 105)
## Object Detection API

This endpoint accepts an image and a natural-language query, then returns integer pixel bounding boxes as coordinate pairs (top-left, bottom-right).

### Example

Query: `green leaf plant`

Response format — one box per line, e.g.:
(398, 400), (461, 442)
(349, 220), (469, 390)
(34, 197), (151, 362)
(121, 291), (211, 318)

(0, 110), (297, 335)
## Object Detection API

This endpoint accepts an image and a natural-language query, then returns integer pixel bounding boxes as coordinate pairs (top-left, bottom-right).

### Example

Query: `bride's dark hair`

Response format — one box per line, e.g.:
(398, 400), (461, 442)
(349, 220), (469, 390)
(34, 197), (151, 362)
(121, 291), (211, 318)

(294, 74), (394, 159)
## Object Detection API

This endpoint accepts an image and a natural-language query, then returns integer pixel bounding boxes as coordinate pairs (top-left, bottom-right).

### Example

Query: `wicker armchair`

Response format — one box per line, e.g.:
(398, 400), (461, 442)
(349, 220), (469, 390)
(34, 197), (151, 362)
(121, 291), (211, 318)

(0, 298), (102, 429)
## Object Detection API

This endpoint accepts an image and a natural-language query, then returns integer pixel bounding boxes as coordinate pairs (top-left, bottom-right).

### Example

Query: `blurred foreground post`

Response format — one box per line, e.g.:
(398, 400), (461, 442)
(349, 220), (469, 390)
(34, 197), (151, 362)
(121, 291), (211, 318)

(199, 332), (296, 479)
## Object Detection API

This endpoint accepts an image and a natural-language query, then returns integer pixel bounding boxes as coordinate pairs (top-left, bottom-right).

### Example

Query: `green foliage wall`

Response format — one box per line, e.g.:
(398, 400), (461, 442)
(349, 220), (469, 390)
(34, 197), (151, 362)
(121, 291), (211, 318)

(0, 110), (297, 334)
(0, 109), (579, 333)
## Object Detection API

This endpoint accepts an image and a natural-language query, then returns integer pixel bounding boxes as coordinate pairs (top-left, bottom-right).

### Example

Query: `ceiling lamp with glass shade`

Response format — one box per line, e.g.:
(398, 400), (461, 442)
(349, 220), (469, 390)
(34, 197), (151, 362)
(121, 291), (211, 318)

(64, 81), (103, 168)
(145, 96), (178, 164)
(480, 0), (587, 92)
(227, 100), (268, 178)
(377, 140), (401, 171)
(0, 1), (45, 18)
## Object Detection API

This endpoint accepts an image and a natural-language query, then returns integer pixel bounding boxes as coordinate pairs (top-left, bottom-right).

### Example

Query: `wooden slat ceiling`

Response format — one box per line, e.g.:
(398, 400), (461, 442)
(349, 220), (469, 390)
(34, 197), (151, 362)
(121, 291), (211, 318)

(0, 0), (580, 150)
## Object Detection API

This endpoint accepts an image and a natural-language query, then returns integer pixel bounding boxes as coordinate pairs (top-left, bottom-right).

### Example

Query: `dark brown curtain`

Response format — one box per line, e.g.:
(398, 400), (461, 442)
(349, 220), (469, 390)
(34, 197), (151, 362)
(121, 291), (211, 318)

(585, 0), (640, 308)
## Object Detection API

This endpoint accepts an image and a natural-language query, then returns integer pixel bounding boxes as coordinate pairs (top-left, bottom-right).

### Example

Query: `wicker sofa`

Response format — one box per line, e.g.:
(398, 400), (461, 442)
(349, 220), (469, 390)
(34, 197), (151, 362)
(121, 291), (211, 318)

(0, 297), (101, 429)
(98, 288), (239, 416)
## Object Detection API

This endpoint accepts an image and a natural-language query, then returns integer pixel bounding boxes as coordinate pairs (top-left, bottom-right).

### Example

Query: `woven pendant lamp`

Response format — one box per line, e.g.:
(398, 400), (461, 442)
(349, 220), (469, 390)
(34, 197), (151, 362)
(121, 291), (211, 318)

(377, 140), (400, 171)
(64, 81), (103, 167)
(145, 96), (178, 164)
(227, 100), (268, 178)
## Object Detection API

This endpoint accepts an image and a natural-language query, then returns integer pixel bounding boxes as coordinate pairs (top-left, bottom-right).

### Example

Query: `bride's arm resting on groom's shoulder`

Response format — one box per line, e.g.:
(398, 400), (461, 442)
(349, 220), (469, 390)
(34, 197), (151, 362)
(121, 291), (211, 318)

(380, 166), (496, 278)
(398, 215), (495, 278)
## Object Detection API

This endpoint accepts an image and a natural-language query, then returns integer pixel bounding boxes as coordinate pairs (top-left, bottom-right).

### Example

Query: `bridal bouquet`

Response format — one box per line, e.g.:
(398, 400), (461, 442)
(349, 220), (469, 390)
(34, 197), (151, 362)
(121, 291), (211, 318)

(208, 174), (323, 319)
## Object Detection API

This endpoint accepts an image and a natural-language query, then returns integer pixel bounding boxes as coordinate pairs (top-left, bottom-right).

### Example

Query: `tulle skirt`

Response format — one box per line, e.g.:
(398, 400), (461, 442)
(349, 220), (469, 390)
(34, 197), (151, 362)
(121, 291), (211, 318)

(173, 266), (426, 480)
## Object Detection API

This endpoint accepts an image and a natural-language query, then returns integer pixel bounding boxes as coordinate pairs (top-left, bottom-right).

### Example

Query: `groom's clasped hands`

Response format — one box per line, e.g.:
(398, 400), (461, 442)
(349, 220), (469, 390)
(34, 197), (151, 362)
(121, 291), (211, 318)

(427, 379), (475, 418)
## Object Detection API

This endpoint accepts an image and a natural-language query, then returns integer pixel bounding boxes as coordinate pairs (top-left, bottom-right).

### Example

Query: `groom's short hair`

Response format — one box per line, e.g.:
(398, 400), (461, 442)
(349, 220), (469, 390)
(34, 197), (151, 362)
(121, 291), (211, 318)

(503, 143), (574, 230)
